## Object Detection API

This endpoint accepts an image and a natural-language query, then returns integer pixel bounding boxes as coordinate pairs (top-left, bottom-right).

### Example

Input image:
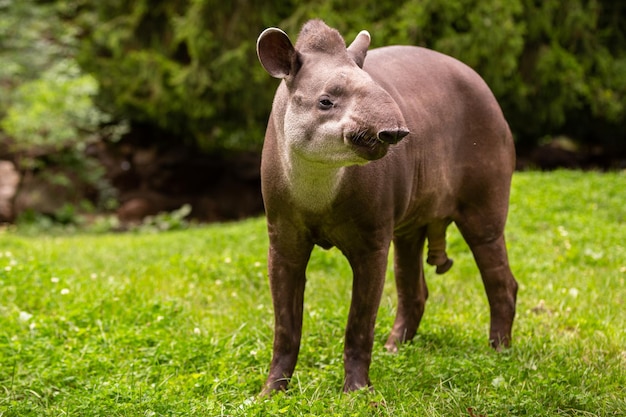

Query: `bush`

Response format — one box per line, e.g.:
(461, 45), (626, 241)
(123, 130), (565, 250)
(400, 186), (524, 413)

(0, 0), (125, 219)
(75, 0), (624, 152)
(1, 59), (117, 150)
(354, 0), (625, 149)
(75, 0), (290, 151)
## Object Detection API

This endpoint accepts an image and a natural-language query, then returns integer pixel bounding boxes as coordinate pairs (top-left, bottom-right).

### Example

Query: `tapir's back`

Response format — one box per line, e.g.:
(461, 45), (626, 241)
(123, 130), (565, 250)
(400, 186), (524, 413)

(363, 45), (515, 187)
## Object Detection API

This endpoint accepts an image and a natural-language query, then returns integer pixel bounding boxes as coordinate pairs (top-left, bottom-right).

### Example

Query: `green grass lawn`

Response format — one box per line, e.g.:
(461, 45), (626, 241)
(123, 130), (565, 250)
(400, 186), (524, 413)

(1, 171), (625, 416)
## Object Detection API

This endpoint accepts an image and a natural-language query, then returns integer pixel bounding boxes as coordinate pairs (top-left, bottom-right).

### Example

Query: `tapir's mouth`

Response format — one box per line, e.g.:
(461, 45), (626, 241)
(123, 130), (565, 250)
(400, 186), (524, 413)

(348, 130), (382, 149)
(346, 131), (388, 161)
(346, 127), (409, 160)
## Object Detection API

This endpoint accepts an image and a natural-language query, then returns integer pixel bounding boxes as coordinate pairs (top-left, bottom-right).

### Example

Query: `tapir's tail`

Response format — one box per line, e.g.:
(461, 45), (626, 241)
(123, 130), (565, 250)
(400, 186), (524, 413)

(426, 223), (454, 275)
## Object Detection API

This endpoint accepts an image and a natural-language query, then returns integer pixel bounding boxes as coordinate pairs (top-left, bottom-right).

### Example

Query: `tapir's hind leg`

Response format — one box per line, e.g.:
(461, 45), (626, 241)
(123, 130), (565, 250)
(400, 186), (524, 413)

(385, 230), (428, 352)
(455, 213), (518, 349)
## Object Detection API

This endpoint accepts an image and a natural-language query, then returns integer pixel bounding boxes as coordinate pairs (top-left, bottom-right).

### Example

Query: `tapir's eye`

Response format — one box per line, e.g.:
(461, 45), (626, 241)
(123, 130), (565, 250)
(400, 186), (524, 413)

(318, 96), (334, 110)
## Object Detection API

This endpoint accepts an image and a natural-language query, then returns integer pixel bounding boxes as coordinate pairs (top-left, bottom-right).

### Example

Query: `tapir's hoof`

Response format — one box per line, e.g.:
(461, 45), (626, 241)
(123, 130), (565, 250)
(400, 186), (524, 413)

(343, 379), (373, 393)
(259, 379), (289, 397)
(435, 258), (453, 274)
(384, 340), (399, 353)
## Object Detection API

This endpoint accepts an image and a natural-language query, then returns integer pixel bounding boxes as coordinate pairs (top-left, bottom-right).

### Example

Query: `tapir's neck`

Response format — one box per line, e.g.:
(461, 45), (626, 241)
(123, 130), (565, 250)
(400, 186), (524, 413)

(282, 152), (345, 213)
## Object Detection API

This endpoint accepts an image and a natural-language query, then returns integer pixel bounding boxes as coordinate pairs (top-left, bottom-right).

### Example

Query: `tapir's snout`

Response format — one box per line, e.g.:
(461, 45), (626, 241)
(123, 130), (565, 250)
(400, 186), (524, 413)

(377, 128), (410, 144)
(347, 125), (409, 161)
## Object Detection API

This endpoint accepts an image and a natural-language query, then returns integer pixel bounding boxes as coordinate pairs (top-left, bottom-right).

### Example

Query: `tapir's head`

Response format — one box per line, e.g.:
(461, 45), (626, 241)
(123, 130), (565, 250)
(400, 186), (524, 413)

(257, 20), (409, 165)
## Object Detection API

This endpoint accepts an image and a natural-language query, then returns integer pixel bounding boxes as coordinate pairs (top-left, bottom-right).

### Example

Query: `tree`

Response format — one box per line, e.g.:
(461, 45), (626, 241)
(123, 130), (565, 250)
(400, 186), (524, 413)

(74, 0), (294, 151)
(74, 0), (625, 152)
(0, 0), (123, 218)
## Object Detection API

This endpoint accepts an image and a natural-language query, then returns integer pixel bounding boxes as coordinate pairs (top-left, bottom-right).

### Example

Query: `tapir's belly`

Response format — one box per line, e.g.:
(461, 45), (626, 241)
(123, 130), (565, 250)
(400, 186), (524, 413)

(301, 179), (455, 251)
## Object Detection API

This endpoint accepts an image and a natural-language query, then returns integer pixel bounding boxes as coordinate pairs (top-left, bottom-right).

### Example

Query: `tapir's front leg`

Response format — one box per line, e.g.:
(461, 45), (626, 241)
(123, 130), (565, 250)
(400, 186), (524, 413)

(261, 240), (313, 395)
(343, 246), (390, 392)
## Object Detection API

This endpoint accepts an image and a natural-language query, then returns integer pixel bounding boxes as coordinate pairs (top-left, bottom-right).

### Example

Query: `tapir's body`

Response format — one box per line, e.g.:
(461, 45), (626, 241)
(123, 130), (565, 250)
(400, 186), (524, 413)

(257, 20), (517, 394)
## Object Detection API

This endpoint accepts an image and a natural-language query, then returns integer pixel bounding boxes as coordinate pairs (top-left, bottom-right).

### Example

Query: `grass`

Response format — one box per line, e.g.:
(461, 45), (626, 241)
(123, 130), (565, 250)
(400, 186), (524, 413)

(1, 170), (625, 416)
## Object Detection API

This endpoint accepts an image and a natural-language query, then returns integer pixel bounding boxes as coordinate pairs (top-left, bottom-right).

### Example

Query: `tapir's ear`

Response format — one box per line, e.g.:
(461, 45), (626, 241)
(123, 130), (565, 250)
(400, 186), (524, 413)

(347, 30), (370, 68)
(257, 27), (299, 79)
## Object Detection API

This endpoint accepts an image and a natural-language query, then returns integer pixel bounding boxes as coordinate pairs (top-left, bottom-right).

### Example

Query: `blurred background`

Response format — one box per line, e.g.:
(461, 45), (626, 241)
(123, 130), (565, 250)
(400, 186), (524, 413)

(0, 0), (624, 229)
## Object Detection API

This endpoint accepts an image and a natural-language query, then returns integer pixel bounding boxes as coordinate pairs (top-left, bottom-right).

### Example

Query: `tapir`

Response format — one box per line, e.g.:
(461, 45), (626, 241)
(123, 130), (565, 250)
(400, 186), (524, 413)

(256, 19), (518, 394)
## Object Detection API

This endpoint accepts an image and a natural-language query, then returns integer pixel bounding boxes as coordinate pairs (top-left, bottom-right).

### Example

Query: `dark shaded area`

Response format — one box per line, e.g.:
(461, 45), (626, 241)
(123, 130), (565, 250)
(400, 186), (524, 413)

(97, 136), (625, 225)
(89, 125), (263, 224)
(1, 136), (623, 226)
(516, 139), (626, 171)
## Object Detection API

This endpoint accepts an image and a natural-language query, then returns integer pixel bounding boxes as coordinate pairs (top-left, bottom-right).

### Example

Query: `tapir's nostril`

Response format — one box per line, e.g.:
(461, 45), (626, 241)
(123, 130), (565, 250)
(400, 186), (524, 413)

(377, 129), (410, 144)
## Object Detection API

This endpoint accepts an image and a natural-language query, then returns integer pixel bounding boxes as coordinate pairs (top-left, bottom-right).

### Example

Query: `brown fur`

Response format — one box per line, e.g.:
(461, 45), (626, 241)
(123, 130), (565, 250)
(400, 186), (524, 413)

(296, 19), (346, 53)
(257, 20), (517, 395)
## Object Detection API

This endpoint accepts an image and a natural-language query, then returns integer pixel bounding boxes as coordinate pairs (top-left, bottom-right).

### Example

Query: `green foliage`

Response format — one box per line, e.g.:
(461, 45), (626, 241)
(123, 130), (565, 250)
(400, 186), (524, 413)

(1, 1), (624, 153)
(0, 0), (128, 152)
(510, 0), (626, 144)
(0, 0), (125, 221)
(134, 203), (193, 233)
(323, 0), (625, 148)
(14, 203), (193, 236)
(74, 0), (625, 151)
(1, 60), (113, 150)
(74, 0), (287, 151)
(1, 171), (625, 415)
(0, 0), (75, 96)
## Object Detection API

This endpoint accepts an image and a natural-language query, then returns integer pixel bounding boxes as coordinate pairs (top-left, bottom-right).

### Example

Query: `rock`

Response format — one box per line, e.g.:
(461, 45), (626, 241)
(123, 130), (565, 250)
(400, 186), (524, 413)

(0, 160), (20, 222)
